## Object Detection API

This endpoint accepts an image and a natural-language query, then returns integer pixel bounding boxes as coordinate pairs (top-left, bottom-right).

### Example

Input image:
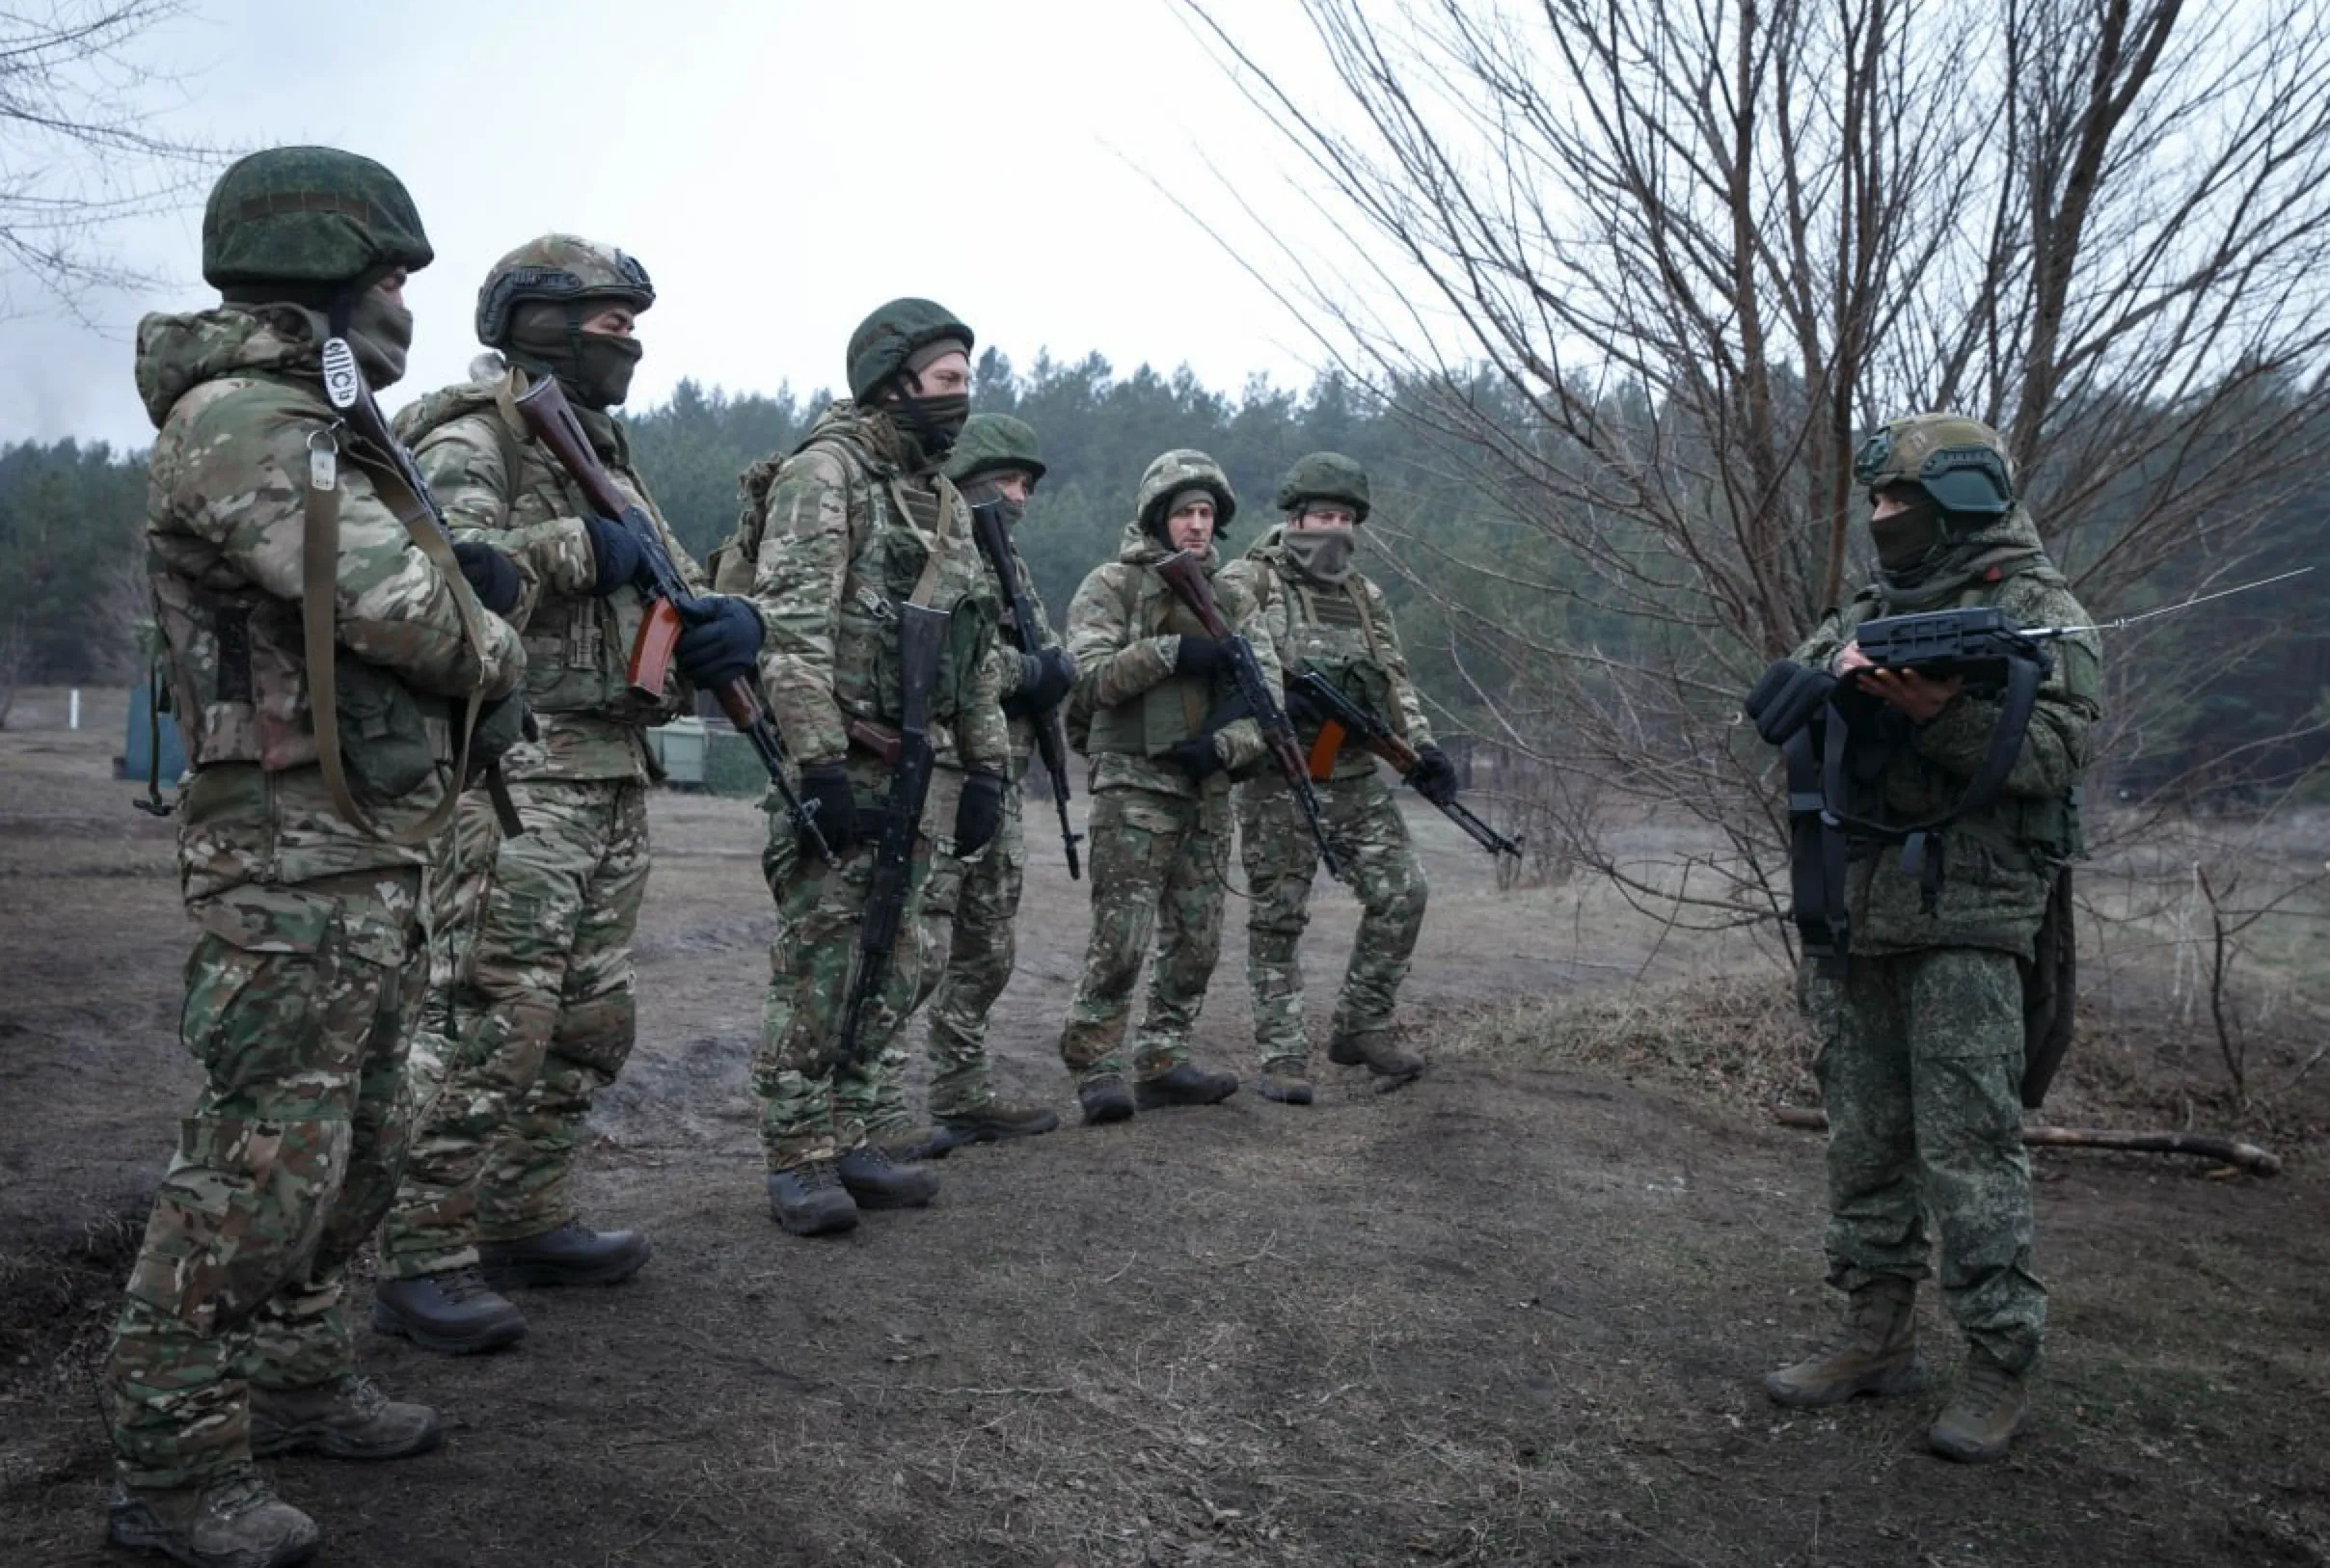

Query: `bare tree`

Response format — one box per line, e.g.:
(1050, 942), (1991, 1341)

(1, 0), (222, 314)
(1183, 0), (2330, 932)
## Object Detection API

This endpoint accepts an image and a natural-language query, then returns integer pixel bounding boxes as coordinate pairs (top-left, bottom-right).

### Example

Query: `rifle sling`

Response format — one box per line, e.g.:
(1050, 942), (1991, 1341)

(302, 437), (494, 847)
(1796, 653), (2046, 948)
(1783, 719), (1849, 973)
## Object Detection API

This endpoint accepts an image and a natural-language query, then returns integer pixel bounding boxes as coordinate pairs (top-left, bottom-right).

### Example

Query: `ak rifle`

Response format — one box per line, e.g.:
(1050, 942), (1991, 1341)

(511, 371), (829, 862)
(1153, 551), (1342, 880)
(1287, 670), (1521, 859)
(967, 497), (1083, 879)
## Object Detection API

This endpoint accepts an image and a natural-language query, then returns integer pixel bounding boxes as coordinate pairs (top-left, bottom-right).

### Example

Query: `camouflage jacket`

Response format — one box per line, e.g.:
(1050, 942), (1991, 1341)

(733, 400), (1006, 771)
(1790, 506), (2100, 957)
(1066, 519), (1278, 798)
(137, 305), (526, 890)
(396, 364), (705, 782)
(1221, 525), (1433, 782)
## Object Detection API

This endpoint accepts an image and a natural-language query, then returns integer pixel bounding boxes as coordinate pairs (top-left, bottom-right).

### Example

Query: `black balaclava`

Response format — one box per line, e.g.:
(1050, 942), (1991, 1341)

(507, 299), (643, 409)
(220, 273), (413, 389)
(1870, 487), (1947, 582)
(888, 336), (972, 464)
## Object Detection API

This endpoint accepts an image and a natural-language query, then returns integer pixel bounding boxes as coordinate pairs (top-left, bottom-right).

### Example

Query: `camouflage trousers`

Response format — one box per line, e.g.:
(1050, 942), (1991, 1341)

(866, 782), (1027, 1135)
(1812, 946), (2046, 1370)
(105, 862), (426, 1491)
(1235, 770), (1427, 1069)
(753, 773), (935, 1172)
(1059, 782), (1231, 1081)
(378, 779), (649, 1278)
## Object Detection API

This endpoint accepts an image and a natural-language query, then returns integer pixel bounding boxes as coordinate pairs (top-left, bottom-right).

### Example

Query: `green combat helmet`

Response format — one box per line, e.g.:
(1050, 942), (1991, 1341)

(1854, 414), (2015, 519)
(202, 146), (432, 288)
(946, 414), (1047, 488)
(1274, 450), (1372, 522)
(847, 298), (974, 400)
(1136, 448), (1237, 539)
(474, 234), (655, 346)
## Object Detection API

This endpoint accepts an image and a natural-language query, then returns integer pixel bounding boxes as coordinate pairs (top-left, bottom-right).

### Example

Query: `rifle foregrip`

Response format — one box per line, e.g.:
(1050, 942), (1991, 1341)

(628, 598), (682, 697)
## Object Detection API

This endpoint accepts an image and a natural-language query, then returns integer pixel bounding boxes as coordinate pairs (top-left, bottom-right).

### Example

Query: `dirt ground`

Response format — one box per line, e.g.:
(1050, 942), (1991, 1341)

(3, 687), (2326, 1568)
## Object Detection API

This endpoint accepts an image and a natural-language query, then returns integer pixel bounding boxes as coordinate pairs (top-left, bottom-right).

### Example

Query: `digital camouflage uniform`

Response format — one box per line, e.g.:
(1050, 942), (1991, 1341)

(1059, 453), (1277, 1088)
(1771, 414), (2099, 1459)
(105, 151), (525, 1515)
(377, 245), (701, 1289)
(1220, 516), (1431, 1079)
(867, 415), (1066, 1139)
(734, 396), (1006, 1176)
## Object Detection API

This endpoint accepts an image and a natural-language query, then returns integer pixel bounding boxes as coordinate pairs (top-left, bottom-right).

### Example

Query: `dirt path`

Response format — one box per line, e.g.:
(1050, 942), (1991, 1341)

(4, 691), (2326, 1567)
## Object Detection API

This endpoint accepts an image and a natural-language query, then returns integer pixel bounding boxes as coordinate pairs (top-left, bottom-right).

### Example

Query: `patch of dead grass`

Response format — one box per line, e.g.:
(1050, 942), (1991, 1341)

(1435, 969), (1817, 1114)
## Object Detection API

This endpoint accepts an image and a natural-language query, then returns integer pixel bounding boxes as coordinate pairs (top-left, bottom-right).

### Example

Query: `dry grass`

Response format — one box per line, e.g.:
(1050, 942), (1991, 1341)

(1436, 959), (2330, 1166)
(1436, 970), (1817, 1115)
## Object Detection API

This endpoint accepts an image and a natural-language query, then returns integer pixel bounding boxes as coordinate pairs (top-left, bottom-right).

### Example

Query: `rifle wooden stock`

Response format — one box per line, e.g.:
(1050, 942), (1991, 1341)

(845, 717), (903, 768)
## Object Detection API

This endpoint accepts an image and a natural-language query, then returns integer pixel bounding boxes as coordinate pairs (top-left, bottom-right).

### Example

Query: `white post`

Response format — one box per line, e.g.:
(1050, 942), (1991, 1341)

(69, 689), (81, 730)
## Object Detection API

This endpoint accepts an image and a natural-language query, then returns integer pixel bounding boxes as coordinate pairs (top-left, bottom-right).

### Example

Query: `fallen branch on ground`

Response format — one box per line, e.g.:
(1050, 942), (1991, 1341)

(1770, 1107), (2283, 1177)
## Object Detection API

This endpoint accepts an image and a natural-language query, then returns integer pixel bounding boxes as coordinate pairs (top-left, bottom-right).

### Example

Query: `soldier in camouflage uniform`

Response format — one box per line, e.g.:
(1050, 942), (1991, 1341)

(867, 414), (1070, 1155)
(723, 299), (1009, 1236)
(1057, 451), (1280, 1122)
(1760, 414), (2099, 1465)
(370, 236), (758, 1350)
(103, 147), (528, 1568)
(1219, 454), (1453, 1102)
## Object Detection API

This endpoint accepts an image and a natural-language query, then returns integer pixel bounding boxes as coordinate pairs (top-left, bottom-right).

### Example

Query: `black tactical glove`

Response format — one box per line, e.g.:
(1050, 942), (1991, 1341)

(451, 541), (522, 616)
(582, 514), (645, 597)
(1003, 645), (1075, 720)
(1409, 743), (1459, 806)
(673, 595), (763, 690)
(1166, 734), (1224, 781)
(1174, 635), (1228, 678)
(797, 761), (860, 858)
(953, 770), (1007, 855)
(1743, 659), (1838, 746)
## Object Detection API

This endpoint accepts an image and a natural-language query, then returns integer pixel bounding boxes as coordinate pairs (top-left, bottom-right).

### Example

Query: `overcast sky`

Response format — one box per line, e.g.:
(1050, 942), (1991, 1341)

(3, 0), (1350, 450)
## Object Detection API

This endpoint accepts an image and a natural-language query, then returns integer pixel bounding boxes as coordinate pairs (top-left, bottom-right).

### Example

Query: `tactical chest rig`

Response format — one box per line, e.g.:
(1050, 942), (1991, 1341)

(1748, 605), (2061, 970)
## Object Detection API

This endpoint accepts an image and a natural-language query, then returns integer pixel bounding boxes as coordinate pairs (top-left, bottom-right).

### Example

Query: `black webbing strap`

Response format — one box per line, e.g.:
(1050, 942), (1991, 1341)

(1783, 717), (1849, 973)
(1818, 653), (2046, 914)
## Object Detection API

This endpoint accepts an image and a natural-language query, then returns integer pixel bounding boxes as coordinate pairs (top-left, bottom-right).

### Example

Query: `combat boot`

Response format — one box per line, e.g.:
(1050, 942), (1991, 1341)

(108, 1467), (318, 1568)
(836, 1143), (939, 1209)
(1328, 1031), (1424, 1084)
(479, 1220), (653, 1289)
(1764, 1276), (1928, 1408)
(1257, 1060), (1315, 1105)
(1928, 1347), (2031, 1464)
(768, 1159), (859, 1236)
(369, 1266), (527, 1356)
(1078, 1072), (1136, 1125)
(1134, 1063), (1240, 1109)
(873, 1122), (954, 1162)
(934, 1097), (1062, 1148)
(250, 1375), (441, 1462)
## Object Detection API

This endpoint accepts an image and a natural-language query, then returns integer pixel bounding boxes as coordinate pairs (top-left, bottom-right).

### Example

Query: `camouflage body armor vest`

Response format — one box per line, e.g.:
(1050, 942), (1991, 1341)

(151, 372), (453, 790)
(1260, 568), (1403, 782)
(725, 428), (995, 737)
(1083, 570), (1220, 758)
(396, 382), (686, 733)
